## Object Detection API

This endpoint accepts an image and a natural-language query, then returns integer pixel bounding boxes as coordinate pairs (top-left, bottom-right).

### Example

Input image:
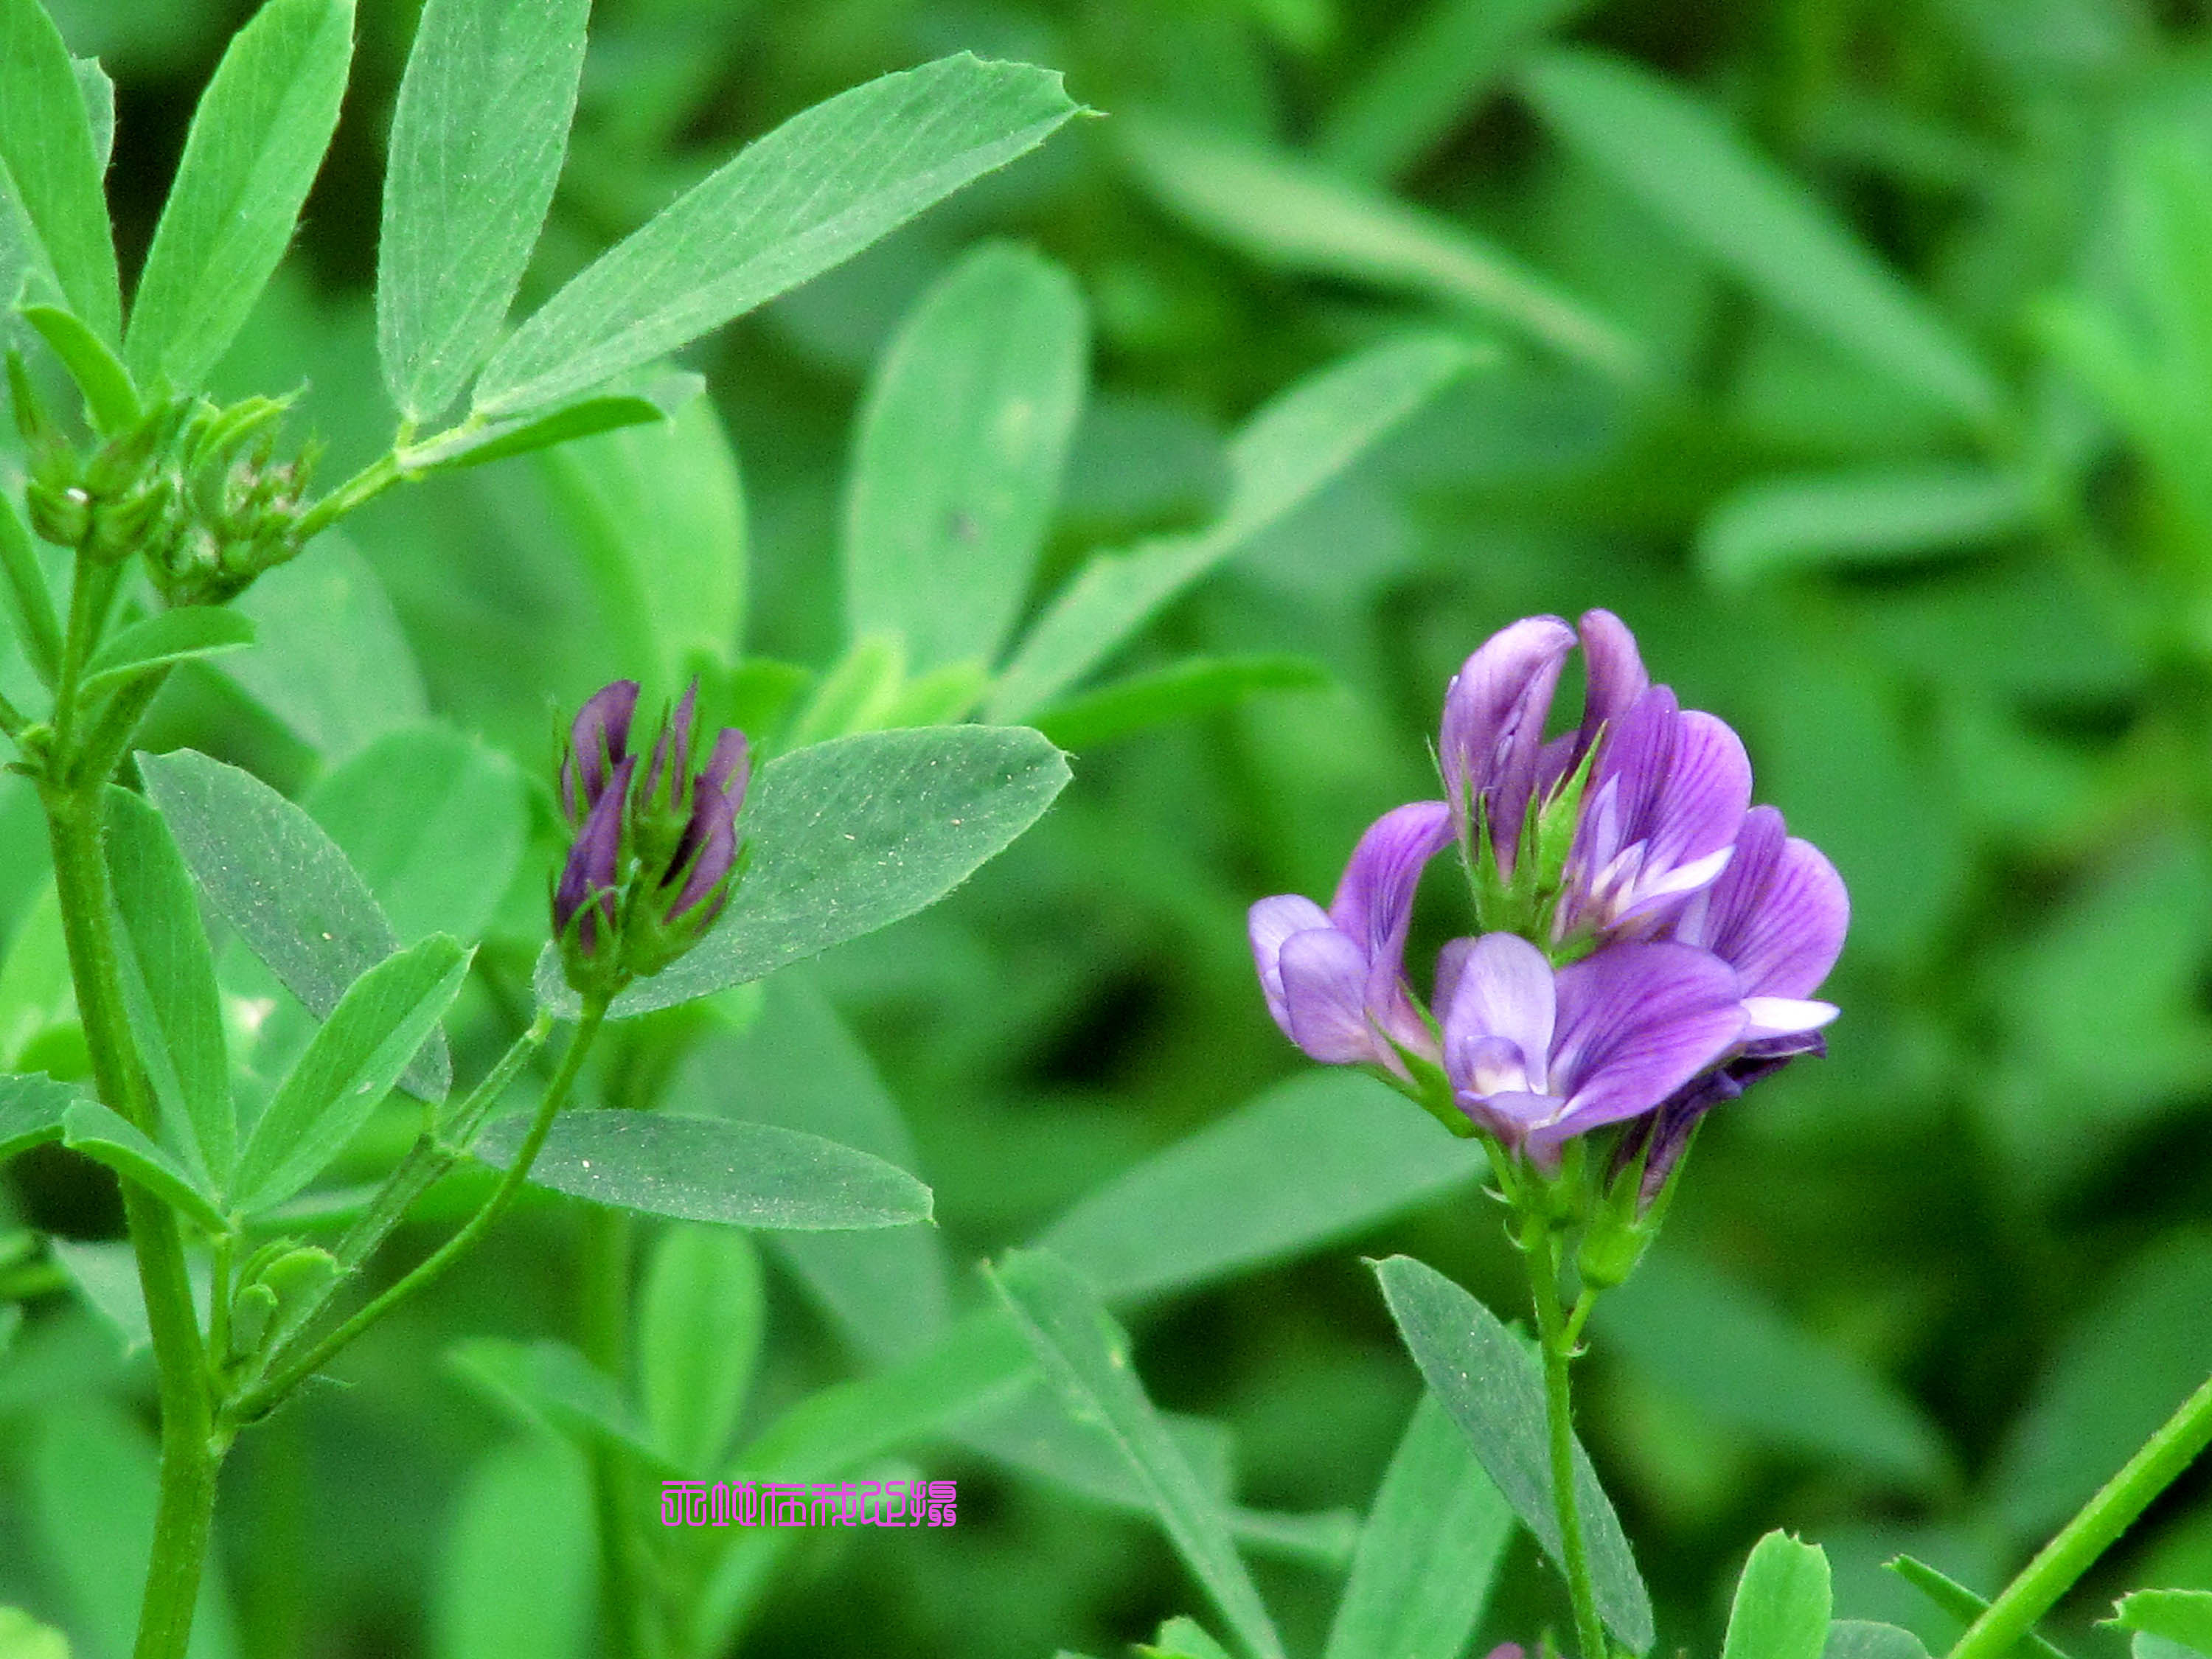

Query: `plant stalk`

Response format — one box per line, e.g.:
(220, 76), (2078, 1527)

(1528, 1223), (1607, 1659)
(585, 1201), (660, 1659)
(1945, 1369), (2212, 1659)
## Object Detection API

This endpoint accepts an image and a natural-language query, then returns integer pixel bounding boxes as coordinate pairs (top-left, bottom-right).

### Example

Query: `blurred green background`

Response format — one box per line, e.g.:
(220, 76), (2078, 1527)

(10, 0), (2212, 1655)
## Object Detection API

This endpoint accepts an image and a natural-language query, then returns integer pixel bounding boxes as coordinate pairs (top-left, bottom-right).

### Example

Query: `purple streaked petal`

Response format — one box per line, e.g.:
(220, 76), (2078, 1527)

(699, 728), (751, 809)
(1643, 709), (1752, 871)
(1327, 801), (1452, 965)
(1432, 936), (1477, 1021)
(1576, 609), (1649, 750)
(1441, 933), (1557, 1093)
(1441, 617), (1574, 868)
(562, 680), (640, 821)
(1721, 825), (1848, 999)
(644, 680), (700, 807)
(1457, 1087), (1560, 1147)
(1249, 895), (1332, 1034)
(1278, 927), (1384, 1065)
(554, 754), (633, 945)
(1545, 941), (1745, 1136)
(669, 788), (737, 918)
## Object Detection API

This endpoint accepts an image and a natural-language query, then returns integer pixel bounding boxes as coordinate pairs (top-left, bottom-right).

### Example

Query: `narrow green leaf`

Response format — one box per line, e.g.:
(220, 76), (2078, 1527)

(472, 1110), (932, 1230)
(20, 301), (136, 431)
(0, 492), (61, 687)
(1697, 466), (2034, 587)
(232, 934), (470, 1210)
(0, 1071), (86, 1164)
(1040, 1071), (1486, 1305)
(1371, 1253), (1655, 1653)
(1144, 1618), (1237, 1659)
(989, 335), (1480, 720)
(1034, 654), (1332, 751)
(535, 392), (745, 686)
(73, 54), (112, 174)
(2140, 1638), (2205, 1659)
(1119, 116), (1635, 375)
(378, 0), (589, 423)
(219, 533), (431, 759)
(303, 725), (527, 945)
(782, 633), (907, 748)
(1324, 1392), (1516, 1659)
(844, 240), (1088, 672)
(431, 1436), (593, 1659)
(105, 786), (232, 1181)
(0, 886), (72, 1068)
(1884, 1557), (2070, 1659)
(1315, 0), (1593, 182)
(641, 1224), (763, 1474)
(678, 974), (949, 1363)
(138, 746), (450, 1099)
(1591, 1251), (1952, 1491)
(992, 1248), (1287, 1659)
(1824, 1622), (1933, 1659)
(534, 724), (1071, 1018)
(448, 1336), (678, 1476)
(395, 373), (700, 473)
(1724, 1533), (1833, 1659)
(125, 0), (354, 392)
(82, 606), (255, 694)
(60, 1098), (229, 1233)
(0, 0), (120, 341)
(473, 54), (1079, 417)
(2110, 1593), (2212, 1655)
(1518, 48), (2000, 423)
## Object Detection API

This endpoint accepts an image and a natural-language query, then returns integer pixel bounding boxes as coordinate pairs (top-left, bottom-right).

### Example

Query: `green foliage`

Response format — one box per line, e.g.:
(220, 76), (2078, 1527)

(0, 0), (118, 340)
(639, 1223), (763, 1473)
(1722, 1534), (1833, 1659)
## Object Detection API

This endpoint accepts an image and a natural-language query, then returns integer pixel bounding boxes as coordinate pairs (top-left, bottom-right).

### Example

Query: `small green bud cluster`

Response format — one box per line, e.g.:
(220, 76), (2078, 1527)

(7, 354), (318, 603)
(218, 1240), (338, 1377)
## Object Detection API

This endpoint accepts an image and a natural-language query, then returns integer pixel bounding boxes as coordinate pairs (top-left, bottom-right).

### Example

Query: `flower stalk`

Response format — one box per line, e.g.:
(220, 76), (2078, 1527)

(1525, 1216), (1608, 1659)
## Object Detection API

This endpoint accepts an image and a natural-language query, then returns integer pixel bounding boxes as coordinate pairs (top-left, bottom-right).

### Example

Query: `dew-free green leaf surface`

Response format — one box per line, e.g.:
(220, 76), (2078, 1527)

(992, 1249), (1287, 1659)
(473, 1110), (932, 1230)
(378, 0), (589, 423)
(1323, 1391), (1516, 1659)
(1033, 654), (1332, 751)
(989, 334), (1480, 720)
(232, 933), (470, 1210)
(535, 392), (745, 686)
(1698, 466), (2034, 587)
(1884, 1557), (2070, 1659)
(535, 724), (1069, 1018)
(1038, 1070), (1486, 1304)
(641, 1224), (763, 1475)
(0, 1071), (85, 1164)
(19, 300), (136, 431)
(82, 607), (254, 695)
(1824, 1622), (1934, 1659)
(60, 1098), (229, 1232)
(73, 52), (111, 173)
(395, 372), (698, 473)
(303, 726), (526, 945)
(2110, 1593), (2212, 1656)
(1372, 1253), (1654, 1653)
(1592, 1251), (1951, 1491)
(1724, 1533), (1833, 1659)
(0, 0), (120, 341)
(844, 241), (1087, 672)
(1519, 47), (2000, 423)
(1119, 116), (1635, 375)
(0, 493), (61, 689)
(125, 0), (354, 392)
(431, 1436), (593, 1659)
(139, 746), (451, 1100)
(101, 788), (229, 1178)
(473, 54), (1079, 417)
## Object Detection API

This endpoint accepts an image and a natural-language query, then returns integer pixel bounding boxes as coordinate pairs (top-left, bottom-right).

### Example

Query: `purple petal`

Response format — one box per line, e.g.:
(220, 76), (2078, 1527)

(1250, 896), (1332, 1034)
(698, 727), (751, 810)
(1541, 941), (1745, 1144)
(1642, 710), (1752, 873)
(1327, 800), (1451, 967)
(554, 754), (633, 946)
(1432, 935), (1477, 1020)
(1457, 1087), (1560, 1147)
(1278, 928), (1384, 1065)
(1441, 933), (1557, 1093)
(1576, 610), (1649, 748)
(1440, 618), (1574, 868)
(562, 680), (640, 822)
(669, 787), (737, 918)
(644, 681), (700, 807)
(1684, 809), (1848, 999)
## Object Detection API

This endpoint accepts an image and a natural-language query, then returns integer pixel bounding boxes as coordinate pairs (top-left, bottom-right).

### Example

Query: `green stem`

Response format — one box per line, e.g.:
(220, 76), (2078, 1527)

(1945, 1369), (2212, 1659)
(1528, 1224), (1607, 1659)
(289, 451), (400, 546)
(46, 785), (220, 1659)
(585, 1203), (660, 1659)
(232, 1001), (608, 1421)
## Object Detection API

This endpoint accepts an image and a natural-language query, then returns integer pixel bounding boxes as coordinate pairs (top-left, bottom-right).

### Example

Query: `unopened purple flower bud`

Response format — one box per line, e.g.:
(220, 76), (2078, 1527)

(644, 680), (699, 812)
(698, 727), (750, 807)
(560, 680), (639, 824)
(554, 755), (633, 957)
(666, 784), (739, 923)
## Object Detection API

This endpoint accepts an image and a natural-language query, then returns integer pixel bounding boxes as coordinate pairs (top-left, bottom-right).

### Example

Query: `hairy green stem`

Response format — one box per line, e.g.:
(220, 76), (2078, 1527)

(49, 787), (222, 1659)
(1528, 1225), (1607, 1659)
(232, 1001), (608, 1420)
(290, 451), (401, 545)
(1946, 1370), (2212, 1659)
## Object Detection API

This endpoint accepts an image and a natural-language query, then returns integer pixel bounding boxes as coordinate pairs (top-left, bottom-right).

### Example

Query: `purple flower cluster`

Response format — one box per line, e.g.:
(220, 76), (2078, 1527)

(1250, 611), (1846, 1197)
(553, 679), (750, 993)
